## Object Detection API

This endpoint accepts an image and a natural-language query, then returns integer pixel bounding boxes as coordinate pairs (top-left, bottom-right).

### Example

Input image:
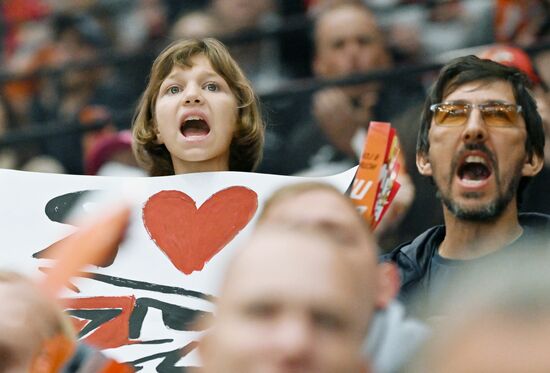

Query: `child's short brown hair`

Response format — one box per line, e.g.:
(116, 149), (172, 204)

(132, 38), (265, 176)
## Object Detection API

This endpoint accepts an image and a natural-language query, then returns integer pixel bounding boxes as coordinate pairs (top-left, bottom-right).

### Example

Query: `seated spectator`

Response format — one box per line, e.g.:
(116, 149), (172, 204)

(384, 55), (550, 317)
(85, 130), (146, 176)
(267, 1), (419, 241)
(207, 0), (286, 92)
(170, 10), (220, 40)
(27, 12), (130, 174)
(0, 93), (65, 173)
(164, 0), (285, 92)
(256, 182), (429, 373)
(0, 93), (23, 170)
(281, 1), (395, 175)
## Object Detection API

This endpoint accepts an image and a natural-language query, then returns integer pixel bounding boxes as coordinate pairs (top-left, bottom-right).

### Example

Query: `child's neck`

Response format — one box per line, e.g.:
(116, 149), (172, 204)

(173, 159), (230, 174)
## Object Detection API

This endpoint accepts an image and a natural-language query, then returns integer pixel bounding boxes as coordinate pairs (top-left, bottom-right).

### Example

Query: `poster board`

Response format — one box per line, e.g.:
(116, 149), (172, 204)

(0, 168), (356, 370)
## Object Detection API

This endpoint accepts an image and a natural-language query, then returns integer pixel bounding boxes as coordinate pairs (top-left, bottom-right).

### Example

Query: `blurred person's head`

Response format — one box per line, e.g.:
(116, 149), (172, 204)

(85, 130), (142, 175)
(258, 182), (397, 312)
(478, 44), (545, 88)
(132, 38), (264, 175)
(199, 225), (371, 373)
(409, 251), (550, 373)
(209, 0), (275, 33)
(51, 13), (109, 92)
(417, 55), (544, 221)
(312, 2), (391, 80)
(0, 271), (75, 372)
(170, 11), (220, 40)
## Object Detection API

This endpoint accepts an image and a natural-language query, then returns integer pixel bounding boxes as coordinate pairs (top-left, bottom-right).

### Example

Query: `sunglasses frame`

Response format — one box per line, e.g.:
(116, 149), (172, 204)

(429, 102), (523, 127)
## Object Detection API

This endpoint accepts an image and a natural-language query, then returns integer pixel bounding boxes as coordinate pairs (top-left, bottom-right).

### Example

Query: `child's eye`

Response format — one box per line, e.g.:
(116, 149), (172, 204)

(204, 82), (218, 92)
(168, 86), (181, 94)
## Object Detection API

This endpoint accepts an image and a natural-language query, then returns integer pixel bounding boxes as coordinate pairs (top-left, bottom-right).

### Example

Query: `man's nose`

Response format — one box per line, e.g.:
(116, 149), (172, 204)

(274, 316), (314, 363)
(462, 107), (489, 144)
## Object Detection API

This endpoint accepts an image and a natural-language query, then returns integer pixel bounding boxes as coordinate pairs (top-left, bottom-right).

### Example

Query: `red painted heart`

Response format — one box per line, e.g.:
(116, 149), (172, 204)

(142, 186), (257, 275)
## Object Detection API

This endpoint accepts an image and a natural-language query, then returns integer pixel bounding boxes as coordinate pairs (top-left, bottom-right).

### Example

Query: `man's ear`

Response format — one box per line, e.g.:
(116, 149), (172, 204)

(416, 152), (432, 176)
(375, 262), (400, 309)
(522, 152), (544, 177)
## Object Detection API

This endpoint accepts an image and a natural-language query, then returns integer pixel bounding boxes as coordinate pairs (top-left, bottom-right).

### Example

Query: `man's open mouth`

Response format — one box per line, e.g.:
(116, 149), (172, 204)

(180, 116), (210, 138)
(457, 154), (493, 186)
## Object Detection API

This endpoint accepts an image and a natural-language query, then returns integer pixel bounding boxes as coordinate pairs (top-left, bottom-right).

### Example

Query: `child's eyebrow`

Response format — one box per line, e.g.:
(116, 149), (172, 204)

(163, 69), (223, 82)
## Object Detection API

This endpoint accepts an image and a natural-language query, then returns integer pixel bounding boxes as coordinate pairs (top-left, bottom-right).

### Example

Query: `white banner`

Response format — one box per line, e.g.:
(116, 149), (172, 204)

(0, 168), (356, 370)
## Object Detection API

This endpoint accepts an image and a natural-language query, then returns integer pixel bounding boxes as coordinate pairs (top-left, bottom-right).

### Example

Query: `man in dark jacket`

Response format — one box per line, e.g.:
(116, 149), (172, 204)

(384, 55), (550, 317)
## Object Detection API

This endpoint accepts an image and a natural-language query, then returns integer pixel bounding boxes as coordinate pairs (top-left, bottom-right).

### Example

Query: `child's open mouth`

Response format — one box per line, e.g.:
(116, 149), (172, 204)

(180, 116), (210, 138)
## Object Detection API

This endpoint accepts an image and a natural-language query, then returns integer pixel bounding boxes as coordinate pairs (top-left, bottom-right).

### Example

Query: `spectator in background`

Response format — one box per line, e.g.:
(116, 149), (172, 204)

(114, 0), (168, 54)
(199, 225), (372, 373)
(170, 10), (219, 40)
(385, 55), (550, 317)
(369, 0), (492, 65)
(256, 182), (429, 373)
(0, 93), (24, 169)
(209, 0), (275, 34)
(493, 0), (550, 98)
(419, 0), (494, 60)
(286, 1), (393, 175)
(0, 92), (65, 173)
(168, 0), (286, 93)
(1, 0), (52, 125)
(479, 44), (550, 214)
(85, 130), (146, 176)
(268, 1), (419, 241)
(27, 13), (131, 174)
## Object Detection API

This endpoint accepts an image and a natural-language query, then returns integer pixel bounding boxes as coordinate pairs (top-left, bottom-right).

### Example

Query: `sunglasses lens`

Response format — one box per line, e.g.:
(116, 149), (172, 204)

(434, 104), (468, 126)
(482, 105), (518, 127)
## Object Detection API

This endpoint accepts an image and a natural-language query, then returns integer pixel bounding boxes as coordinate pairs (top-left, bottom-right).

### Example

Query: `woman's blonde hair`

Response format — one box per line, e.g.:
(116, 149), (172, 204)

(132, 38), (265, 176)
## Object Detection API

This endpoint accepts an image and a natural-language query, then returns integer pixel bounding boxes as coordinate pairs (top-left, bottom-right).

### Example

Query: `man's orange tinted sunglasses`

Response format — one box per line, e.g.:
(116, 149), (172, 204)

(430, 102), (523, 127)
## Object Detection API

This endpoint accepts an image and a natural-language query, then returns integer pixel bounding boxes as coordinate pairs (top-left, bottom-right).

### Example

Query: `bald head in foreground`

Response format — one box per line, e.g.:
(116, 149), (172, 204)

(199, 225), (372, 373)
(259, 181), (402, 320)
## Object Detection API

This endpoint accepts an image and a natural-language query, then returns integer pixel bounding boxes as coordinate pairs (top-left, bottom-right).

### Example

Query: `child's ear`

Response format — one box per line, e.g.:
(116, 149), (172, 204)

(152, 120), (164, 145)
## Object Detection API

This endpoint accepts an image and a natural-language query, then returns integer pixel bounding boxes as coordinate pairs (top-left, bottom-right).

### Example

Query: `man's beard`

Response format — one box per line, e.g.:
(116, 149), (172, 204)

(438, 184), (518, 222)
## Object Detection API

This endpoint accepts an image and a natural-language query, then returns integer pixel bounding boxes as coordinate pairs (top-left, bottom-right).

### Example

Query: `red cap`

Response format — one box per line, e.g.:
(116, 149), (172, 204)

(479, 44), (541, 85)
(85, 130), (133, 175)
